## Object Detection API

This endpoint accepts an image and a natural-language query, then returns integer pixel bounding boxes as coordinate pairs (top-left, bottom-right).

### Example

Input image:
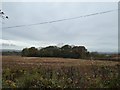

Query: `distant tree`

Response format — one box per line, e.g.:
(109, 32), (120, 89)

(61, 45), (72, 50)
(28, 47), (38, 57)
(72, 46), (87, 59)
(2, 51), (21, 56)
(39, 46), (60, 57)
(21, 45), (90, 59)
(60, 45), (72, 58)
(21, 48), (29, 56)
(21, 47), (38, 57)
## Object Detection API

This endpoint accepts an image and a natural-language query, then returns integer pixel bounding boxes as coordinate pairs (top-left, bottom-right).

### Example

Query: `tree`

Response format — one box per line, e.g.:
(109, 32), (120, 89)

(28, 47), (38, 57)
(0, 10), (8, 19)
(21, 45), (90, 59)
(21, 47), (38, 57)
(60, 45), (73, 58)
(39, 46), (60, 57)
(72, 46), (88, 59)
(21, 48), (29, 56)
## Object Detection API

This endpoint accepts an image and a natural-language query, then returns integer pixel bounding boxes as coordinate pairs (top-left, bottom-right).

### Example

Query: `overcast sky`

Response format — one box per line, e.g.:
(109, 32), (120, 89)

(0, 2), (118, 52)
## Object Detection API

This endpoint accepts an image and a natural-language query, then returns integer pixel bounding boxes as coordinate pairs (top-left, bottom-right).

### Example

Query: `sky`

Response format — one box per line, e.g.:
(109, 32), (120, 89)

(0, 2), (118, 52)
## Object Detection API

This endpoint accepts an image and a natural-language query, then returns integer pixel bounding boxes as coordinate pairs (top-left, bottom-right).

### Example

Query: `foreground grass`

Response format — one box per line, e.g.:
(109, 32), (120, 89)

(2, 56), (120, 88)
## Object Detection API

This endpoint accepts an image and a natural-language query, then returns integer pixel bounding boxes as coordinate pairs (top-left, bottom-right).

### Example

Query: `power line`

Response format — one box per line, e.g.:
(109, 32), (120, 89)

(3, 9), (118, 29)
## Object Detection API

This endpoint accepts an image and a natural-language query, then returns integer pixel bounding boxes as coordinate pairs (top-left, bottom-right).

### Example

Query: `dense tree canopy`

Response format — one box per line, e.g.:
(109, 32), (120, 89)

(21, 45), (90, 59)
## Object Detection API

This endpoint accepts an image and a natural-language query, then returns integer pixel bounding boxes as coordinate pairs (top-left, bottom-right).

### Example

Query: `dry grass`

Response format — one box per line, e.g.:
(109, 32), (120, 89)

(2, 55), (120, 71)
(2, 55), (120, 65)
(2, 55), (120, 88)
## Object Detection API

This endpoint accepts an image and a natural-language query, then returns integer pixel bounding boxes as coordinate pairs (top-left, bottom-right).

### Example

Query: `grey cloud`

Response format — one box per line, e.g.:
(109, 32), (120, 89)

(1, 2), (118, 52)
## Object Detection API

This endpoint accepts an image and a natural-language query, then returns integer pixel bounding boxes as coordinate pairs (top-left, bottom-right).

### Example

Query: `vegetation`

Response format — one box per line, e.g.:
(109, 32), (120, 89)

(2, 45), (119, 88)
(2, 51), (21, 56)
(21, 45), (118, 61)
(2, 56), (120, 88)
(22, 45), (90, 59)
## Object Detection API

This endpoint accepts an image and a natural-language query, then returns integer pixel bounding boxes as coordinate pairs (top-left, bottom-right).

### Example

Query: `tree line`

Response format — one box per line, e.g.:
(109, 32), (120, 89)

(2, 50), (21, 56)
(21, 45), (90, 59)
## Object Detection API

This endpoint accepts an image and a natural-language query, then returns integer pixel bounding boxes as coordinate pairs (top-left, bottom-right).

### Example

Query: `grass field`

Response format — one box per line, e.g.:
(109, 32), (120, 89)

(2, 56), (120, 88)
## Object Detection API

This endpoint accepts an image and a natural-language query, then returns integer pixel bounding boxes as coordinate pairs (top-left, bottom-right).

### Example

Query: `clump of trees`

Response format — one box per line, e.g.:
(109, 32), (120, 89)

(21, 45), (90, 59)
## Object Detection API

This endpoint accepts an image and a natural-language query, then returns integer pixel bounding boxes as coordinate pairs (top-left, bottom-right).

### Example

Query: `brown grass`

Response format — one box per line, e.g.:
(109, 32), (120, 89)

(2, 56), (120, 88)
(2, 55), (120, 69)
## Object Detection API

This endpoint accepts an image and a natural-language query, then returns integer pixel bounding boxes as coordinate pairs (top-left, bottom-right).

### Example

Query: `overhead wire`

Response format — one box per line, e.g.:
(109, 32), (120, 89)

(2, 9), (119, 29)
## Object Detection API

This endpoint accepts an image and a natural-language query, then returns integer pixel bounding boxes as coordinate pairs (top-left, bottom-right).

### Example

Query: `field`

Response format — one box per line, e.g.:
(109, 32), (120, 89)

(2, 56), (120, 88)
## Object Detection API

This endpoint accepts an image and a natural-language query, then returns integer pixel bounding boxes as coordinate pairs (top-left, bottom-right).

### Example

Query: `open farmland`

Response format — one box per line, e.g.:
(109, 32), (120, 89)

(2, 56), (120, 88)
